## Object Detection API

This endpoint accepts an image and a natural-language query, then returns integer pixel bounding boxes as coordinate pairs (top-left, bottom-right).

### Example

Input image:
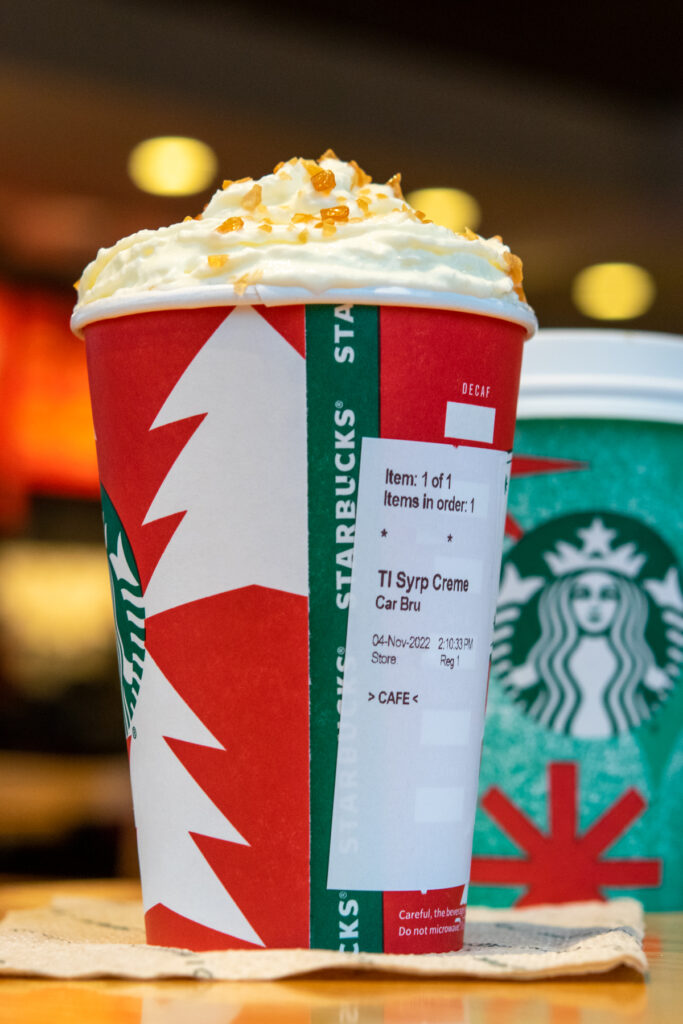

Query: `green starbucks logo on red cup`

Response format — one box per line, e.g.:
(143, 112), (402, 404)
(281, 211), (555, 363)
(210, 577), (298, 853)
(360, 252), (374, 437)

(492, 512), (683, 738)
(101, 486), (146, 737)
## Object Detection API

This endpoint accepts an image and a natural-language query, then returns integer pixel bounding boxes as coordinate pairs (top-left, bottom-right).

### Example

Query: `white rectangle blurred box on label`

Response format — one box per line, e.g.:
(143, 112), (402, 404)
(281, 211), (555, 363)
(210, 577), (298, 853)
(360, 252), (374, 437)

(420, 709), (472, 746)
(444, 401), (496, 444)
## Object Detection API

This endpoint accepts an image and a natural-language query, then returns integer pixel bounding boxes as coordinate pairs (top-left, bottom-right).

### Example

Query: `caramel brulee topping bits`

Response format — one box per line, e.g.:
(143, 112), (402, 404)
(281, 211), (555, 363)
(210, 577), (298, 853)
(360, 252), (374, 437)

(503, 251), (526, 299)
(216, 216), (244, 233)
(386, 172), (403, 198)
(311, 169), (336, 193)
(350, 159), (372, 188)
(208, 255), (229, 269)
(320, 205), (350, 221)
(302, 159), (321, 177)
(241, 184), (263, 211)
(233, 269), (263, 296)
(503, 251), (523, 282)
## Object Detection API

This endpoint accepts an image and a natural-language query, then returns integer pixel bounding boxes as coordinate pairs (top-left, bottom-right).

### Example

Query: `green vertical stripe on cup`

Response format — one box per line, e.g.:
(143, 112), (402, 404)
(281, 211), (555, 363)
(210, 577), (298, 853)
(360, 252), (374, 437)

(306, 303), (383, 952)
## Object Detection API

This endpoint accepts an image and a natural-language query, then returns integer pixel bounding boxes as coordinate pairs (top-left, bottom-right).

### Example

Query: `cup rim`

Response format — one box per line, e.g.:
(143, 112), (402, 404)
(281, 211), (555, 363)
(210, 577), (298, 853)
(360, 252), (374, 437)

(71, 284), (538, 339)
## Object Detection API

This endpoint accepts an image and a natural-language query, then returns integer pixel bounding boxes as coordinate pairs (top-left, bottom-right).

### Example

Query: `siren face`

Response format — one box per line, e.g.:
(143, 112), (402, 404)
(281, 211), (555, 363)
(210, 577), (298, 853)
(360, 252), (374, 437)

(492, 511), (682, 739)
(569, 571), (620, 634)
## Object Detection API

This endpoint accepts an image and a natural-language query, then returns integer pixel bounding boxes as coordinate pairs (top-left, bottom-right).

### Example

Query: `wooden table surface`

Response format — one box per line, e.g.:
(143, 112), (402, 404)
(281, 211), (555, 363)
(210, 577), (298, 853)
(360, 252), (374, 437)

(0, 880), (681, 1024)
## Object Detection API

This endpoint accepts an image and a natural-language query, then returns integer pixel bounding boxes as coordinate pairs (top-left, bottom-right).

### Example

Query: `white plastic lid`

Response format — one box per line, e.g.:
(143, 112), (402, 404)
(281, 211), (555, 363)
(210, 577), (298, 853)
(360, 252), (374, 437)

(516, 328), (683, 425)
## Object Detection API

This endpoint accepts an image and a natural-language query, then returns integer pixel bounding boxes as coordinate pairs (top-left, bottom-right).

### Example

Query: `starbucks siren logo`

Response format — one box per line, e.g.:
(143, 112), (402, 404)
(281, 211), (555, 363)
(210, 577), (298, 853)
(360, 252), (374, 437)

(492, 512), (683, 738)
(101, 487), (146, 736)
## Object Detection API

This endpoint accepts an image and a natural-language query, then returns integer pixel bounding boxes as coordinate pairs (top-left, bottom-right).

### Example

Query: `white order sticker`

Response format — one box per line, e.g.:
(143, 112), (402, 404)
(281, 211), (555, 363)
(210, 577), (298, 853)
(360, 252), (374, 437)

(327, 437), (510, 892)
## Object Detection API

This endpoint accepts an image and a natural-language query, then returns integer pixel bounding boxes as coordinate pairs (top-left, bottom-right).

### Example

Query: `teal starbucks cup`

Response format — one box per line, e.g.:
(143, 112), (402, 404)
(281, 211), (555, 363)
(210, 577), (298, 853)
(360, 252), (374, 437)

(470, 328), (683, 910)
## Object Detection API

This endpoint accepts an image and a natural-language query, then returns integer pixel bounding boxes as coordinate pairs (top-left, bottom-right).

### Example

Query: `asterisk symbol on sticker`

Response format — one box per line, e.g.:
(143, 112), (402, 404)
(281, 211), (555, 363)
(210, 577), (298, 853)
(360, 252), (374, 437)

(381, 529), (388, 537)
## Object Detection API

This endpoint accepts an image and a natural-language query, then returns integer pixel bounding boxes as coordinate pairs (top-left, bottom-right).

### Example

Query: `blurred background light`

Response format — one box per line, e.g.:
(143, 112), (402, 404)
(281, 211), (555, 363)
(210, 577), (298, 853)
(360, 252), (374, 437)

(127, 136), (217, 196)
(0, 541), (113, 692)
(405, 188), (482, 233)
(572, 262), (656, 320)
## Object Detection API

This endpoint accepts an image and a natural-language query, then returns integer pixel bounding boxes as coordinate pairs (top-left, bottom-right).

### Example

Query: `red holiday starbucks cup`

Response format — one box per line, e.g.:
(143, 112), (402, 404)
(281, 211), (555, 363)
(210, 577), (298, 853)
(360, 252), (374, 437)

(73, 290), (535, 953)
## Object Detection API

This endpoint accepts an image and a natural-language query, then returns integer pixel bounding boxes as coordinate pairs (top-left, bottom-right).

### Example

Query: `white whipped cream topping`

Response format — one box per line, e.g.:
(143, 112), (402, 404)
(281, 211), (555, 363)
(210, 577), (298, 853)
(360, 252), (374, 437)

(74, 154), (532, 322)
